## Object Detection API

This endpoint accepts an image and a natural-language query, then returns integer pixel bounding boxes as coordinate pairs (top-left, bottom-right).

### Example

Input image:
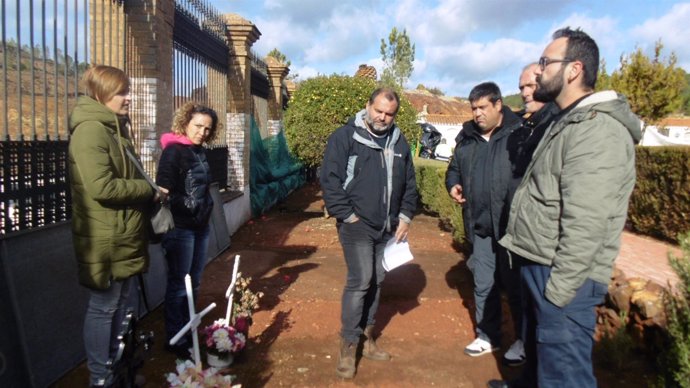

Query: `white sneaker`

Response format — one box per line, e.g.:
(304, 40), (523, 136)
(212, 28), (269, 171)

(502, 339), (526, 366)
(464, 337), (499, 357)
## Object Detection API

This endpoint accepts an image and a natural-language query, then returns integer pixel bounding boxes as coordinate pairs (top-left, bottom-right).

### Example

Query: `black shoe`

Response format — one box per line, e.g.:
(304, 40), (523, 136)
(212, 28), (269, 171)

(165, 343), (192, 360)
(487, 380), (511, 388)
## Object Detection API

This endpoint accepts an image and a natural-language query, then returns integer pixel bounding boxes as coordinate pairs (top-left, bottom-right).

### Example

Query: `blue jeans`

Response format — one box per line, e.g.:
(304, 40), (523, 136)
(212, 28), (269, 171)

(467, 234), (522, 345)
(518, 263), (607, 388)
(83, 277), (133, 386)
(337, 221), (390, 344)
(162, 226), (210, 344)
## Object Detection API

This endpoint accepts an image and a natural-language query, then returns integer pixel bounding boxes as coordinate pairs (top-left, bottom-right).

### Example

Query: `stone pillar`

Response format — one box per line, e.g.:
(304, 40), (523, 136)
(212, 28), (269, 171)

(265, 56), (289, 137)
(224, 14), (260, 191)
(121, 0), (175, 170)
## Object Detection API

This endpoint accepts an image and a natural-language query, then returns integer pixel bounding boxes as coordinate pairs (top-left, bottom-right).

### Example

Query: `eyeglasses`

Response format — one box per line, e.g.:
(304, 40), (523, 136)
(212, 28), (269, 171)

(538, 56), (573, 70)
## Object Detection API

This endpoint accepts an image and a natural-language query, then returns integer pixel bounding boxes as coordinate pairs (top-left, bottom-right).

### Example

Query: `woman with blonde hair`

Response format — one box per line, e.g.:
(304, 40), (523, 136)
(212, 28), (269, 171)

(68, 65), (157, 387)
(156, 101), (218, 358)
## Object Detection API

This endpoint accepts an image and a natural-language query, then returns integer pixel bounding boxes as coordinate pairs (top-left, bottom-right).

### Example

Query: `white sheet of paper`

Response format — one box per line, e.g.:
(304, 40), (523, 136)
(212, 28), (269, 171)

(383, 237), (413, 271)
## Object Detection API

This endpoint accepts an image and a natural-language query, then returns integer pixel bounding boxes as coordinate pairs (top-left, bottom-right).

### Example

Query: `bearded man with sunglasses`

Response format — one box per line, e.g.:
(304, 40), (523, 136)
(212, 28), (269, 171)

(489, 27), (641, 388)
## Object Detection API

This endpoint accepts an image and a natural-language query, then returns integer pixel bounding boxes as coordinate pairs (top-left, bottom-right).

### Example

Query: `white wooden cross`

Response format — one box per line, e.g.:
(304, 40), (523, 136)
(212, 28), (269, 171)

(169, 274), (216, 366)
(224, 255), (241, 323)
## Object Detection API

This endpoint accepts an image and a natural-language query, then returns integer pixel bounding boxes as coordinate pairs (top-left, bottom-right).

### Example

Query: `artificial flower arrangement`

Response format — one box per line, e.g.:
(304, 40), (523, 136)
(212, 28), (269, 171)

(203, 319), (247, 357)
(166, 359), (239, 388)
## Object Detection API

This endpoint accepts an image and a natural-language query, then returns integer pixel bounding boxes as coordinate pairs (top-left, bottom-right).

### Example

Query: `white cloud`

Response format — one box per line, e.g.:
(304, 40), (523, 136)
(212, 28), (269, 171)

(292, 65), (320, 81)
(550, 13), (622, 60)
(629, 3), (690, 69)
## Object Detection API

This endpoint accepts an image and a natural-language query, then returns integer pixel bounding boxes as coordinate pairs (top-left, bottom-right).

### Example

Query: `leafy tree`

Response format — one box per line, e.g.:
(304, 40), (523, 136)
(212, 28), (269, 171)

(681, 71), (690, 115)
(267, 48), (291, 67)
(380, 27), (415, 88)
(595, 58), (612, 92)
(283, 74), (419, 167)
(610, 41), (687, 124)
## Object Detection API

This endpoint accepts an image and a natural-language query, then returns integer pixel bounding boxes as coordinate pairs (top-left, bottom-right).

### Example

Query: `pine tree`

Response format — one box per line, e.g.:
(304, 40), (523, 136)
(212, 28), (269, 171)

(610, 41), (687, 124)
(380, 27), (415, 88)
(267, 48), (290, 67)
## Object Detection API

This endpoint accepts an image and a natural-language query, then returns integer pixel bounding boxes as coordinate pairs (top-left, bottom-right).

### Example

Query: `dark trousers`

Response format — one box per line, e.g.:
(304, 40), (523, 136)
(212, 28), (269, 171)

(467, 235), (522, 345)
(337, 221), (390, 344)
(517, 263), (607, 388)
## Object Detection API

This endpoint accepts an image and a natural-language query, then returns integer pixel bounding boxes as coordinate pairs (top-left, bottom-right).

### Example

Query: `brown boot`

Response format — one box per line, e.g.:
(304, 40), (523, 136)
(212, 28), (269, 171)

(362, 325), (391, 361)
(336, 339), (356, 378)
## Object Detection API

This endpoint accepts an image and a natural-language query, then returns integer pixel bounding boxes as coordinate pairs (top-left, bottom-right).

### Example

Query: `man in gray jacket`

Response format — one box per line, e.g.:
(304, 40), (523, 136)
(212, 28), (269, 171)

(489, 27), (641, 388)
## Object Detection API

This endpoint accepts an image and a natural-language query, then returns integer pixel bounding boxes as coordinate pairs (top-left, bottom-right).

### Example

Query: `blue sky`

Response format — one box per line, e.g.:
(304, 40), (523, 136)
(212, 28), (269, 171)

(213, 0), (690, 98)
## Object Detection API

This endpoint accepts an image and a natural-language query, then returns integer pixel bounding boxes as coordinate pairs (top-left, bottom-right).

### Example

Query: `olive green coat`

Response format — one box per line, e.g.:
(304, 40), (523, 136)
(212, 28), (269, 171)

(499, 91), (641, 307)
(68, 96), (154, 290)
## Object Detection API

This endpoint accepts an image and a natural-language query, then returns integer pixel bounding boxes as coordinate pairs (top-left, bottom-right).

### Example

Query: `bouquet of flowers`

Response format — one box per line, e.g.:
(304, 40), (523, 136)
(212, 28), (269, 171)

(166, 359), (239, 387)
(203, 319), (247, 357)
(230, 273), (263, 330)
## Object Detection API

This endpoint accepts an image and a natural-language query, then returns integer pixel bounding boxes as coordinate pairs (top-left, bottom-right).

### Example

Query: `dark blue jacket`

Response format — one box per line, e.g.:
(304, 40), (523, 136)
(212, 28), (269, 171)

(445, 106), (524, 243)
(321, 110), (418, 232)
(156, 139), (214, 230)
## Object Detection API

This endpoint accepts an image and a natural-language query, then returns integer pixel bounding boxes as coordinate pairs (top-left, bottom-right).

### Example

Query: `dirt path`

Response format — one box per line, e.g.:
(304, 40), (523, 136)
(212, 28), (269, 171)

(56, 183), (654, 387)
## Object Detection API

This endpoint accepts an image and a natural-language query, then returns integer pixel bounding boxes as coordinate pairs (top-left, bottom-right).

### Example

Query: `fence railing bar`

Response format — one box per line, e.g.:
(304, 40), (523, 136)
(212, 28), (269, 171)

(53, 0), (58, 139)
(42, 0), (48, 140)
(107, 0), (111, 65)
(1, 0), (8, 140)
(16, 0), (23, 140)
(73, 0), (78, 104)
(30, 0), (37, 140)
(83, 0), (87, 66)
(62, 0), (68, 140)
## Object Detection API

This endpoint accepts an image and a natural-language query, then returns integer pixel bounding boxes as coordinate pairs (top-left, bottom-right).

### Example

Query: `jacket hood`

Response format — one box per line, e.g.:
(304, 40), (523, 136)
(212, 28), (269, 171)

(161, 132), (195, 149)
(69, 95), (119, 134)
(351, 109), (401, 148)
(456, 105), (521, 143)
(575, 91), (642, 144)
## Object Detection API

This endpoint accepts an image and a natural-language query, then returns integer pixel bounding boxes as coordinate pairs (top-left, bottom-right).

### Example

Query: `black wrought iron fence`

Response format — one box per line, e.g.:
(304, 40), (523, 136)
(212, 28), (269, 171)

(173, 0), (230, 188)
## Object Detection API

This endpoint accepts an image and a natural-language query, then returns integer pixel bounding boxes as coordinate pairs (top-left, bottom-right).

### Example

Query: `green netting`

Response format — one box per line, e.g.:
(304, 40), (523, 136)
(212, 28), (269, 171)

(250, 117), (306, 216)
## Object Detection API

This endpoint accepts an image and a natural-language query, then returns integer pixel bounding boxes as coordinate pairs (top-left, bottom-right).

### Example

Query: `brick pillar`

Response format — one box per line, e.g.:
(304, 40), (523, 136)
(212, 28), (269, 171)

(121, 0), (174, 170)
(224, 14), (260, 191)
(265, 56), (289, 137)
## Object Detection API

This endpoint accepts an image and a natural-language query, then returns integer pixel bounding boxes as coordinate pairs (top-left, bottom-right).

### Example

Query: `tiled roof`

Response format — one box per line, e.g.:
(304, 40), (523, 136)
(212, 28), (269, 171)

(658, 117), (690, 127)
(424, 114), (469, 125)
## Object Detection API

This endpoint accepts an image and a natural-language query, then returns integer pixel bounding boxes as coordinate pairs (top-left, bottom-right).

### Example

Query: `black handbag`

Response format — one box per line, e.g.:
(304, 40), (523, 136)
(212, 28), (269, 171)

(125, 148), (175, 235)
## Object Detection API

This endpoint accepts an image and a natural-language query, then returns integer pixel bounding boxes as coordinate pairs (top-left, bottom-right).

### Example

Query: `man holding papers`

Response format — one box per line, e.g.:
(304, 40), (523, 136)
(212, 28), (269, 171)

(321, 87), (418, 379)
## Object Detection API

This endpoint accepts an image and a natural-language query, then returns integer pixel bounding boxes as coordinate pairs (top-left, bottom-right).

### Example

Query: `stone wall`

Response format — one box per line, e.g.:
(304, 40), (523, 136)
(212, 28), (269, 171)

(596, 266), (668, 350)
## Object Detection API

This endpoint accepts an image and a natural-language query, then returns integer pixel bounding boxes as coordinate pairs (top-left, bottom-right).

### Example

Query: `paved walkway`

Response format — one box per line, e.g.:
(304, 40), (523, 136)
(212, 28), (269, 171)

(616, 231), (682, 289)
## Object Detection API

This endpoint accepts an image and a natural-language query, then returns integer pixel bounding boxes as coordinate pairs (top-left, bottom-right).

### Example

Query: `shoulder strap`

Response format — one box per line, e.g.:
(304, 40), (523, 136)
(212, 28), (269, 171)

(124, 148), (159, 191)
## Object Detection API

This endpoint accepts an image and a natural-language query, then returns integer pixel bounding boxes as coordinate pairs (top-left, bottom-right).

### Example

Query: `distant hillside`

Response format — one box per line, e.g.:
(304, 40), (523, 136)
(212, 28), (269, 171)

(503, 93), (523, 110)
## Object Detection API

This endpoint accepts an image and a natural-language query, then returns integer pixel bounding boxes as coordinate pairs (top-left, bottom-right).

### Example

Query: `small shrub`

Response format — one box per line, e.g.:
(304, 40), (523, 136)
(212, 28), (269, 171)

(596, 311), (636, 371)
(656, 232), (690, 388)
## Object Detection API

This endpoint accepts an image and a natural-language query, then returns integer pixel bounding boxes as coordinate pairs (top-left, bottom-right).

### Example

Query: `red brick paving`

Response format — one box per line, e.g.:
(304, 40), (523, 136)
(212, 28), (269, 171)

(616, 231), (682, 289)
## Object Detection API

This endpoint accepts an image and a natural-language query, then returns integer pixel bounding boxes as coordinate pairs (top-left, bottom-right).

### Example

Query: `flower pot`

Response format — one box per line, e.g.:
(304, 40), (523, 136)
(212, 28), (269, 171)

(206, 352), (233, 368)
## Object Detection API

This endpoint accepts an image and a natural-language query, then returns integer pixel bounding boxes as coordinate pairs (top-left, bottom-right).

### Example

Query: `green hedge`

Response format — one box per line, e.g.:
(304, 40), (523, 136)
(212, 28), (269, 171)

(414, 158), (464, 243)
(284, 75), (419, 168)
(415, 146), (690, 246)
(629, 146), (690, 244)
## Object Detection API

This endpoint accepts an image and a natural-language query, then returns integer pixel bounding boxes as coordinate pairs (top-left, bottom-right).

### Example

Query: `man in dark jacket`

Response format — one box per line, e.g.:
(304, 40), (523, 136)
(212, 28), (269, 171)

(445, 82), (524, 361)
(321, 87), (418, 379)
